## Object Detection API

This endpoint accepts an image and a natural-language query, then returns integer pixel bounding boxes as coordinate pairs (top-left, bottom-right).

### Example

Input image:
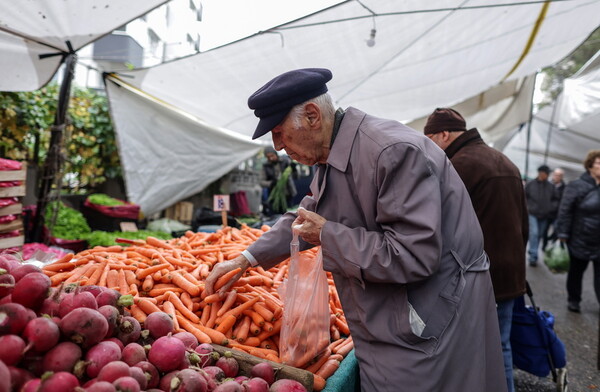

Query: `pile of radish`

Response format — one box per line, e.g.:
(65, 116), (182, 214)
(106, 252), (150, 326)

(0, 253), (309, 392)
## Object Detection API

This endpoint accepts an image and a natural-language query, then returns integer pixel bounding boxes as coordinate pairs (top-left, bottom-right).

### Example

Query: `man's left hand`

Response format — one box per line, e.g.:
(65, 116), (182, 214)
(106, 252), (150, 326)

(293, 207), (327, 245)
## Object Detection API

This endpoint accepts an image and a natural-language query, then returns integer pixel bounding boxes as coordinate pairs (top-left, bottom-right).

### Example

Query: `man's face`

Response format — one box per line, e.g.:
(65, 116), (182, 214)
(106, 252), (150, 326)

(552, 170), (563, 184)
(426, 131), (451, 150)
(265, 152), (279, 162)
(538, 171), (549, 181)
(271, 111), (324, 166)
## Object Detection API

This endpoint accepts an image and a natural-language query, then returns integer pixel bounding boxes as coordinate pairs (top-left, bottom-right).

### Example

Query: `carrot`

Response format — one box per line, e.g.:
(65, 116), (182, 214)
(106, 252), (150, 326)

(334, 317), (350, 336)
(146, 236), (174, 250)
(129, 305), (147, 324)
(168, 292), (200, 324)
(148, 287), (184, 296)
(98, 262), (111, 287)
(203, 293), (222, 304)
(243, 337), (261, 347)
(253, 303), (275, 322)
(235, 316), (251, 343)
(136, 263), (170, 280)
(176, 315), (212, 344)
(195, 324), (229, 345)
(124, 270), (139, 286)
(106, 269), (119, 289)
(305, 348), (332, 373)
(223, 295), (261, 319)
(180, 292), (194, 311)
(200, 304), (212, 326)
(49, 271), (72, 286)
(171, 274), (201, 296)
(243, 310), (265, 327)
(136, 297), (162, 315)
(212, 267), (242, 293)
(205, 301), (220, 329)
(313, 375), (327, 391)
(162, 300), (179, 331)
(217, 289), (238, 317)
(333, 337), (354, 356)
(117, 268), (128, 294)
(215, 314), (237, 334)
(64, 262), (95, 283)
(42, 261), (76, 272)
(142, 275), (154, 292)
(316, 359), (340, 379)
(86, 260), (107, 286)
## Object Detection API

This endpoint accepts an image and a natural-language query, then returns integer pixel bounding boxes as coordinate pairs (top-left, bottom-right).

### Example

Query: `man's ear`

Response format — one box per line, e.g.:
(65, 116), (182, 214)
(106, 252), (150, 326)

(304, 102), (321, 129)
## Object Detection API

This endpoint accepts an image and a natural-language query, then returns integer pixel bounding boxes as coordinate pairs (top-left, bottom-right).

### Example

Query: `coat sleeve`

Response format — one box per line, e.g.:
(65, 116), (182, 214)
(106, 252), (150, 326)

(556, 182), (577, 240)
(321, 142), (443, 285)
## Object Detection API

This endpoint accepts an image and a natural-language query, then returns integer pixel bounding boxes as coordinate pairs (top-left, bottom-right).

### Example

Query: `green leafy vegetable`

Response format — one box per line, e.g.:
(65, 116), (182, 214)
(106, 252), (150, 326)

(87, 193), (126, 206)
(45, 201), (92, 240)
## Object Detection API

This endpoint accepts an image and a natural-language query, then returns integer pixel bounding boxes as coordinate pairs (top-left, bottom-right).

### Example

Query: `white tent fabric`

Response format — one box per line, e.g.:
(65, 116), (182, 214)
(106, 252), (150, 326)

(105, 77), (263, 215)
(0, 0), (168, 91)
(112, 0), (600, 140)
(503, 52), (600, 181)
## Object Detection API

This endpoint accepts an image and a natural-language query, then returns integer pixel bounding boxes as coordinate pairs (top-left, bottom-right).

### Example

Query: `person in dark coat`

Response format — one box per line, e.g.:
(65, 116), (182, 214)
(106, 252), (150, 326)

(556, 150), (600, 313)
(205, 69), (506, 391)
(543, 168), (566, 249)
(260, 146), (297, 216)
(424, 107), (528, 392)
(525, 165), (557, 266)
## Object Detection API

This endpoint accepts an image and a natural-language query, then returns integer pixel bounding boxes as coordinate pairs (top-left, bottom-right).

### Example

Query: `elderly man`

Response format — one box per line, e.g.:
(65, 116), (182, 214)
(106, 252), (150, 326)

(205, 68), (506, 391)
(423, 107), (528, 392)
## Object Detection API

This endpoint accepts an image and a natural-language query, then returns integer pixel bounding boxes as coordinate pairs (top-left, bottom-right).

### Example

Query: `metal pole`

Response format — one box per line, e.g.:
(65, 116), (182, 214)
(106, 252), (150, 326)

(524, 72), (539, 180)
(32, 52), (77, 243)
(543, 99), (558, 164)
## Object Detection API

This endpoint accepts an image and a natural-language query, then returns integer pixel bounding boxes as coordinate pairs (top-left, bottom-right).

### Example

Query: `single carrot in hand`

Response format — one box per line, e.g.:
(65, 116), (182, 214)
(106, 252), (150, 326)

(213, 267), (242, 292)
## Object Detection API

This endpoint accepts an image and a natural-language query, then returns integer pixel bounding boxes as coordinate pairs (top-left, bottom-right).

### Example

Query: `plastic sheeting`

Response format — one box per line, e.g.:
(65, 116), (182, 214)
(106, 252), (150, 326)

(0, 0), (168, 91)
(105, 77), (262, 215)
(110, 0), (600, 140)
(503, 52), (600, 181)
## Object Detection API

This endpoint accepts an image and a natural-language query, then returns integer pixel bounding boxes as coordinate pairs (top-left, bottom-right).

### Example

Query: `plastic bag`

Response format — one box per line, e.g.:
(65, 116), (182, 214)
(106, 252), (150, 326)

(279, 228), (330, 368)
(544, 241), (570, 272)
(147, 218), (191, 233)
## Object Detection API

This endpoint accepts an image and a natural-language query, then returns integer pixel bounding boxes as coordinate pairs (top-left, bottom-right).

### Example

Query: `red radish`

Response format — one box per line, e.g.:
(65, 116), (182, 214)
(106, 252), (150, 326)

(0, 254), (21, 272)
(170, 368), (208, 392)
(21, 351), (44, 377)
(202, 366), (226, 382)
(42, 342), (82, 373)
(79, 285), (107, 297)
(98, 305), (121, 337)
(0, 302), (30, 334)
(243, 377), (270, 392)
(23, 317), (60, 352)
(59, 291), (98, 318)
(38, 371), (79, 391)
(0, 269), (14, 298)
(216, 351), (239, 378)
(250, 362), (276, 385)
(10, 264), (42, 282)
(20, 378), (41, 392)
(178, 353), (192, 370)
(214, 380), (244, 392)
(97, 361), (131, 383)
(144, 311), (174, 339)
(97, 290), (134, 309)
(121, 343), (146, 366)
(86, 381), (117, 392)
(159, 371), (179, 391)
(85, 340), (122, 378)
(0, 334), (26, 365)
(147, 334), (186, 373)
(112, 376), (140, 392)
(11, 272), (51, 309)
(133, 361), (159, 389)
(106, 337), (125, 351)
(0, 295), (11, 305)
(268, 379), (307, 392)
(0, 359), (10, 392)
(173, 331), (198, 349)
(128, 366), (148, 390)
(60, 308), (109, 348)
(195, 343), (220, 367)
(235, 376), (249, 384)
(116, 317), (141, 345)
(8, 366), (34, 391)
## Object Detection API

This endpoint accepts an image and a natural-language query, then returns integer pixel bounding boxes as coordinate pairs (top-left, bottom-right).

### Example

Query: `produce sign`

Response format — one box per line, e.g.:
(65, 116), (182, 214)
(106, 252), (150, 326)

(27, 226), (352, 391)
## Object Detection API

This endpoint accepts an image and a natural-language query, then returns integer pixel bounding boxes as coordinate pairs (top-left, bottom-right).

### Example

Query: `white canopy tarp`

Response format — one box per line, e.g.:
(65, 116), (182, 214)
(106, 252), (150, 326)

(0, 0), (168, 91)
(503, 51), (600, 181)
(111, 0), (600, 139)
(106, 77), (262, 215)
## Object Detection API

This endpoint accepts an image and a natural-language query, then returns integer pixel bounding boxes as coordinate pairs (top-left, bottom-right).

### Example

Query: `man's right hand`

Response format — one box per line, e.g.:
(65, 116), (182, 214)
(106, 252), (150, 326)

(204, 255), (250, 298)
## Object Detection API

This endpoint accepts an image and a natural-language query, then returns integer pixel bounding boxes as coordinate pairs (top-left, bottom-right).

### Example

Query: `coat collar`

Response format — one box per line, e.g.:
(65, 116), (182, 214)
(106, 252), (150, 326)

(326, 107), (366, 172)
(445, 128), (483, 159)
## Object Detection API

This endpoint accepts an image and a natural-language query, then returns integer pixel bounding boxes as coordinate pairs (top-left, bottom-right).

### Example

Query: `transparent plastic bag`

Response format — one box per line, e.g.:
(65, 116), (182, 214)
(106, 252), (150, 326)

(544, 240), (570, 272)
(279, 229), (330, 368)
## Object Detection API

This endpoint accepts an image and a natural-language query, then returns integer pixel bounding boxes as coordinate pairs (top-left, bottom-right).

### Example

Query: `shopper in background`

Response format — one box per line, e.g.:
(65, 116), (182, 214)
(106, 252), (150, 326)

(206, 68), (507, 391)
(525, 165), (557, 266)
(543, 168), (566, 250)
(260, 146), (297, 216)
(556, 150), (600, 313)
(424, 107), (527, 392)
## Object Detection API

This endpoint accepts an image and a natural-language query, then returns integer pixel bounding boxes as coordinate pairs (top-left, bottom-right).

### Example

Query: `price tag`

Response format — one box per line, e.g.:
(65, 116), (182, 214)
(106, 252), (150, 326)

(120, 222), (138, 232)
(213, 195), (230, 211)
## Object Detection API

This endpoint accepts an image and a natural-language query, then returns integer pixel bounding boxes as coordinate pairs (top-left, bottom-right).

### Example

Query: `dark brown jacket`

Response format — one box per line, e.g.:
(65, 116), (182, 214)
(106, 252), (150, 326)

(445, 128), (528, 301)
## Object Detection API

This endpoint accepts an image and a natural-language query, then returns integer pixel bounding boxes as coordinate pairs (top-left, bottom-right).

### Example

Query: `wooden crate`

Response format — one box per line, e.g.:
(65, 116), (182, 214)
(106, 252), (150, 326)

(0, 162), (26, 250)
(165, 201), (194, 225)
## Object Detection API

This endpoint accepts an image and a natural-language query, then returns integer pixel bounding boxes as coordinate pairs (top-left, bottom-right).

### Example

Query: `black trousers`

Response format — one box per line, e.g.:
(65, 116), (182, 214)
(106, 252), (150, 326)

(566, 253), (600, 304)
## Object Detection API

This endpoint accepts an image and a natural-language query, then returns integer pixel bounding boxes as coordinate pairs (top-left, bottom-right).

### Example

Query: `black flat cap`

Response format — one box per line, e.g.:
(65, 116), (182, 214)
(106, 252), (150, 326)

(248, 68), (333, 139)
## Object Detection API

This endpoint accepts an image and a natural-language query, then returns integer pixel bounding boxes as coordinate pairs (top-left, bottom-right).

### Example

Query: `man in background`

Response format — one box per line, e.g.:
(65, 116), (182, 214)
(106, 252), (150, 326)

(260, 146), (297, 216)
(525, 165), (557, 266)
(543, 167), (566, 250)
(424, 107), (528, 392)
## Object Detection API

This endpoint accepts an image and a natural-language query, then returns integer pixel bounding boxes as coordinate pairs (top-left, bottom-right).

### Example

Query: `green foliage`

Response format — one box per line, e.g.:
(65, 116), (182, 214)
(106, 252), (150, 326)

(538, 27), (600, 108)
(82, 230), (172, 248)
(87, 193), (125, 206)
(45, 200), (91, 240)
(0, 82), (121, 191)
(268, 166), (293, 213)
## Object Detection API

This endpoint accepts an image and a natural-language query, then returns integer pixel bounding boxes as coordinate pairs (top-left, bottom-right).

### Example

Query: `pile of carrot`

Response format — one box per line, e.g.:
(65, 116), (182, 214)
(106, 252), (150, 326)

(42, 225), (353, 390)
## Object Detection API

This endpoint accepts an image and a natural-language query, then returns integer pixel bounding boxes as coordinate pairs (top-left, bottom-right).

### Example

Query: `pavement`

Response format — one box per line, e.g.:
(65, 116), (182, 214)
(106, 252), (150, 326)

(514, 249), (599, 392)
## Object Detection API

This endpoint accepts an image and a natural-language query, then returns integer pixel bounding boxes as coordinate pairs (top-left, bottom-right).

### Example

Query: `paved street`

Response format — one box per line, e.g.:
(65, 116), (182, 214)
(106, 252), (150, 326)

(514, 250), (599, 392)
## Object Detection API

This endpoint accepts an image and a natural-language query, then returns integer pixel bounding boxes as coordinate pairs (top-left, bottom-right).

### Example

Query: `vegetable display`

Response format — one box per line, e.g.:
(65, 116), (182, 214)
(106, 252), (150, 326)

(87, 194), (126, 207)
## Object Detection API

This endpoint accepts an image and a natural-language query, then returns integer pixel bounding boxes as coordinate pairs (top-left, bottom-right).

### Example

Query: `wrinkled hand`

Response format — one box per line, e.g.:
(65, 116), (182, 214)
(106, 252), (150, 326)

(204, 255), (250, 298)
(292, 207), (327, 246)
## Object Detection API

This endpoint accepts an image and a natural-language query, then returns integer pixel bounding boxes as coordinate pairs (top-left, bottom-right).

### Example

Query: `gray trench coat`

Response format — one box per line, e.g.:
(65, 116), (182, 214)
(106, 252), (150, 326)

(247, 108), (506, 391)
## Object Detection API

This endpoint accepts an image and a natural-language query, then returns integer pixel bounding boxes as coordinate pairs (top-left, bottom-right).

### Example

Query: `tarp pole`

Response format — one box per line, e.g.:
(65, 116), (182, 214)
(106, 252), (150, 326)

(524, 72), (539, 180)
(32, 52), (78, 243)
(544, 99), (559, 164)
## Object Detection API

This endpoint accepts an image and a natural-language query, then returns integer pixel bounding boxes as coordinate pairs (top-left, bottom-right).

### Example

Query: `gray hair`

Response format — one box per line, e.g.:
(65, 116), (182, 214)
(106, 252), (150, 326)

(288, 93), (335, 128)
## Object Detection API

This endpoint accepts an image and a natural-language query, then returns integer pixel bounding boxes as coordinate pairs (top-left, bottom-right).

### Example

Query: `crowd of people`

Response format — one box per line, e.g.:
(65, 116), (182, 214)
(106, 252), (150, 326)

(205, 67), (599, 391)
